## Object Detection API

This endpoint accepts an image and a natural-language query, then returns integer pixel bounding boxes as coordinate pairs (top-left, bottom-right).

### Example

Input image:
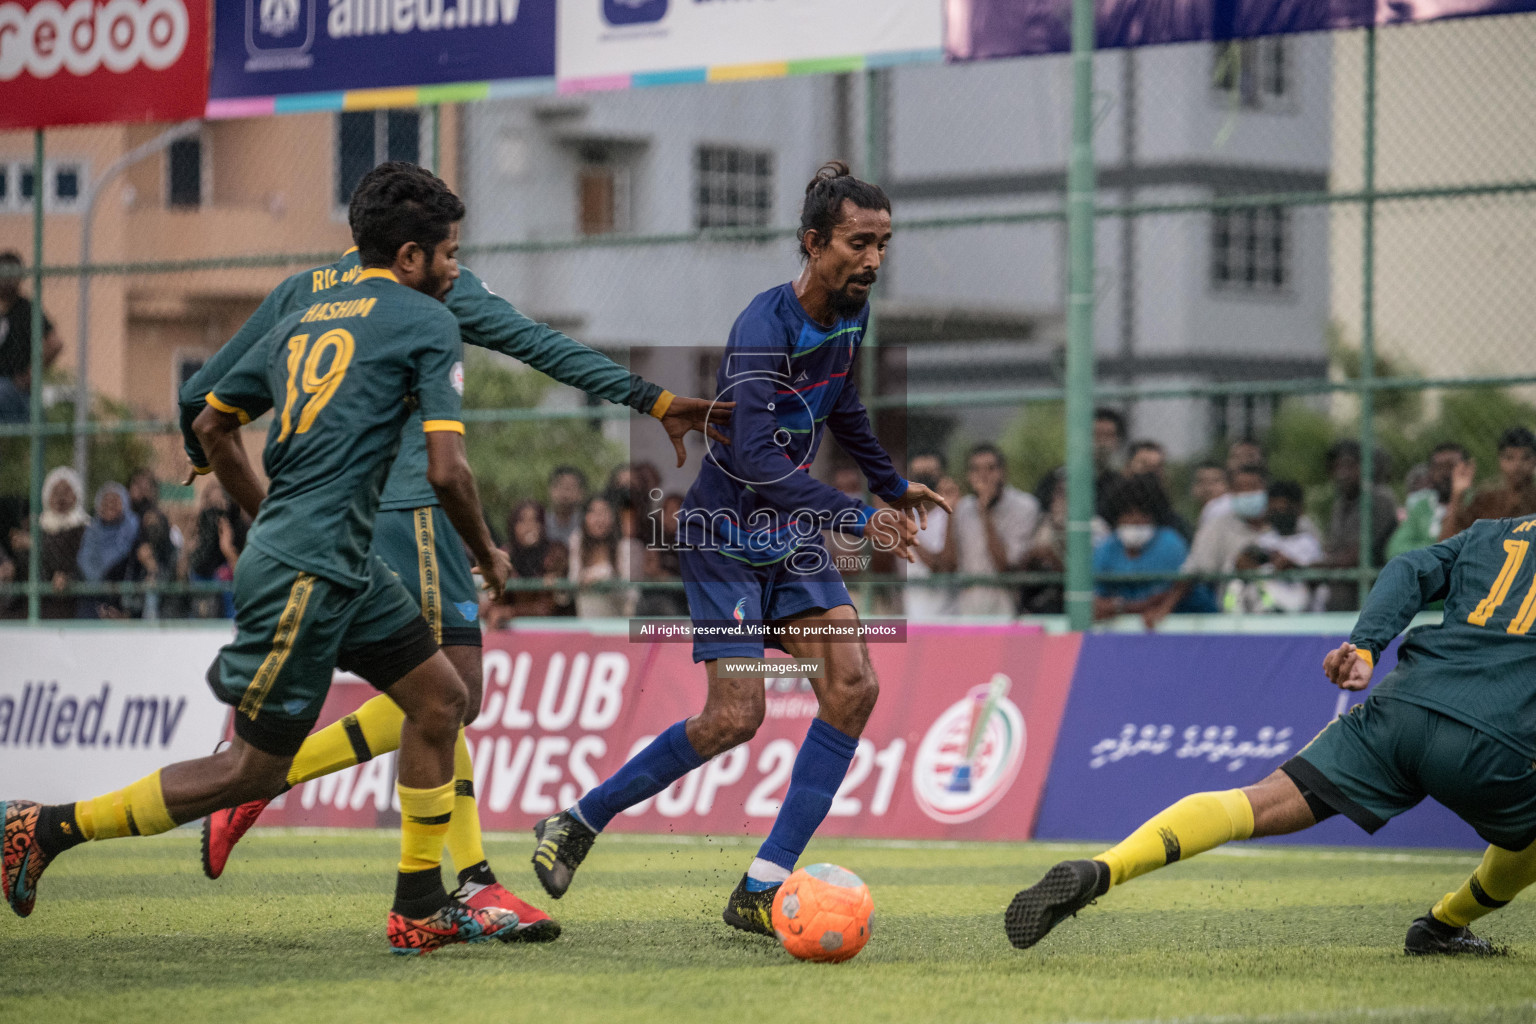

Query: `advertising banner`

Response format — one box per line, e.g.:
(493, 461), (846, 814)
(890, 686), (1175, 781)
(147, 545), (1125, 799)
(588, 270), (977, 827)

(945, 0), (1536, 61)
(0, 628), (232, 803)
(258, 624), (1080, 841)
(1034, 634), (1483, 849)
(557, 0), (942, 91)
(208, 0), (555, 102)
(0, 0), (209, 129)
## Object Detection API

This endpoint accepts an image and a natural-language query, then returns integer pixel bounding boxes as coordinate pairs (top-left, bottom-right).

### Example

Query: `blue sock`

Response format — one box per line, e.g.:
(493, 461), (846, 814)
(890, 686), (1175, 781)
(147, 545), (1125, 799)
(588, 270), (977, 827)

(576, 720), (705, 832)
(755, 719), (859, 873)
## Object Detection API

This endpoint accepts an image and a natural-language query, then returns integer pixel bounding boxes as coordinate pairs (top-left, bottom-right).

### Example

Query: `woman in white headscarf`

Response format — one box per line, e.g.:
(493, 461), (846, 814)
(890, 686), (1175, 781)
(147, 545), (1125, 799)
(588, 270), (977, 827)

(14, 466), (90, 618)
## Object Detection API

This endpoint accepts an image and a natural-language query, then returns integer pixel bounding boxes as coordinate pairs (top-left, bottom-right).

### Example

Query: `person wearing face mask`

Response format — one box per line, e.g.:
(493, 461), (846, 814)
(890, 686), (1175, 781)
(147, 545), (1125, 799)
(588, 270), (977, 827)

(1142, 464), (1271, 628)
(1226, 480), (1325, 614)
(1387, 444), (1468, 560)
(1092, 476), (1190, 622)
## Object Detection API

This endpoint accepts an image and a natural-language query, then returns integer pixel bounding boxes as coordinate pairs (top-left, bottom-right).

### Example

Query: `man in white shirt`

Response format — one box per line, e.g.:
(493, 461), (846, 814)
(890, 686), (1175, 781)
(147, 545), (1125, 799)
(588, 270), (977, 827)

(943, 444), (1039, 616)
(904, 452), (954, 620)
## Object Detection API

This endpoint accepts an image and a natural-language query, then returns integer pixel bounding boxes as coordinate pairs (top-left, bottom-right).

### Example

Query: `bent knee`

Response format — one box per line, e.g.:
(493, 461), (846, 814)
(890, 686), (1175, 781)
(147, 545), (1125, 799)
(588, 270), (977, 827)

(697, 703), (765, 752)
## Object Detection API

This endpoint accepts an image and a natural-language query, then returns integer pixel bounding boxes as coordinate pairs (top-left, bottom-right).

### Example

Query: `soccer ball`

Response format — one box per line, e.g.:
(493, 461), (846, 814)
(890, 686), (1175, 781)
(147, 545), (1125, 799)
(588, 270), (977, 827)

(771, 863), (873, 963)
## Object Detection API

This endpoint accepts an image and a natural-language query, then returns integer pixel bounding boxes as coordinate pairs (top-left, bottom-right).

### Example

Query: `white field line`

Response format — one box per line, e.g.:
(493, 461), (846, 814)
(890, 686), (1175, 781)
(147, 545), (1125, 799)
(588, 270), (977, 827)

(1064, 1004), (1535, 1024)
(262, 828), (1480, 864)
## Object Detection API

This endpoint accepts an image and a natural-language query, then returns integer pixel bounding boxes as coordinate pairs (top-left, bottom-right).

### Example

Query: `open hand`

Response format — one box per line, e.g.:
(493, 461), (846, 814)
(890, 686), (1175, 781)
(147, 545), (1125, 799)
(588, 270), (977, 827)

(661, 395), (735, 468)
(887, 481), (954, 531)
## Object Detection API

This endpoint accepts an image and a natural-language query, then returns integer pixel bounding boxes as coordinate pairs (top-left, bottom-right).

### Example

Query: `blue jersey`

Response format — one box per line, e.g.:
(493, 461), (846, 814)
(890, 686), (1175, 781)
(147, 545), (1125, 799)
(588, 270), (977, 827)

(679, 283), (906, 566)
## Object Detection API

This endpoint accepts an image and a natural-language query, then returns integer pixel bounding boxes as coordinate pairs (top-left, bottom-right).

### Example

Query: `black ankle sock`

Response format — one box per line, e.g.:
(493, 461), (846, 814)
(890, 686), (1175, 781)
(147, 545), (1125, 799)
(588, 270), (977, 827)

(35, 804), (88, 859)
(456, 860), (497, 889)
(393, 868), (452, 919)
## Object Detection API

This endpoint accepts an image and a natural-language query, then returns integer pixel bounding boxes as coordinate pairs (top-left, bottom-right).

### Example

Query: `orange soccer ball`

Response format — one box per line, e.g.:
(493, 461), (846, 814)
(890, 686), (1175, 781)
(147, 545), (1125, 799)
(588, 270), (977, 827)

(771, 863), (874, 963)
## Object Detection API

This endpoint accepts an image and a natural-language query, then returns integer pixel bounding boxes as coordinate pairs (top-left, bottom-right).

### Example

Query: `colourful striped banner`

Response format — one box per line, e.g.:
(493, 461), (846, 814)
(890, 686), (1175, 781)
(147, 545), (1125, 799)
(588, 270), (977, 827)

(204, 49), (943, 119)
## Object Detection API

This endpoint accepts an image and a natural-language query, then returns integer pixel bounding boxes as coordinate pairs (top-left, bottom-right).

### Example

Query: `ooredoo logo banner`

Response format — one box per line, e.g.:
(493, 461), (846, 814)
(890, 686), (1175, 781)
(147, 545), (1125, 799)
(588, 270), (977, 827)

(0, 0), (208, 129)
(257, 625), (1081, 841)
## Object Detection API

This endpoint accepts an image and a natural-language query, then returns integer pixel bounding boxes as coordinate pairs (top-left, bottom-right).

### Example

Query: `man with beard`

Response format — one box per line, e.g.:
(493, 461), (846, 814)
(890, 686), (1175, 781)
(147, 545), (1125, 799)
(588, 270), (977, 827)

(528, 161), (949, 935)
(4, 165), (521, 954)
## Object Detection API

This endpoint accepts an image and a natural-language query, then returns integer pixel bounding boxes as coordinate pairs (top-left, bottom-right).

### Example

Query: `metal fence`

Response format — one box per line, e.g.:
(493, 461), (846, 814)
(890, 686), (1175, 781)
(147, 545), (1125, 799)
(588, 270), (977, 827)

(1, 14), (1534, 626)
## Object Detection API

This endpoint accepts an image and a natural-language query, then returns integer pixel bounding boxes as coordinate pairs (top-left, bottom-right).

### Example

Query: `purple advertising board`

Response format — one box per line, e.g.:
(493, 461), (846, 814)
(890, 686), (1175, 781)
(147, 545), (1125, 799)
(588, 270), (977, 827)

(210, 0), (555, 100)
(946, 0), (1536, 60)
(1033, 634), (1483, 849)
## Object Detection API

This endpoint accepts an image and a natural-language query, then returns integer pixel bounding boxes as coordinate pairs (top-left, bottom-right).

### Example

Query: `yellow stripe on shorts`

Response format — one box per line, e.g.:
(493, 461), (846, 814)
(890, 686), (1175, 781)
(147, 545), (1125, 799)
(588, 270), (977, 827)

(415, 508), (442, 644)
(239, 572), (317, 720)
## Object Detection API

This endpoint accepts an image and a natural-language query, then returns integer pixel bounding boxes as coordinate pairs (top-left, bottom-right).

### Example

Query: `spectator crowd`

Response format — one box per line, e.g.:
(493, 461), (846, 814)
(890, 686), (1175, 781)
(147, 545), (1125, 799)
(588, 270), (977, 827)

(6, 412), (1536, 629)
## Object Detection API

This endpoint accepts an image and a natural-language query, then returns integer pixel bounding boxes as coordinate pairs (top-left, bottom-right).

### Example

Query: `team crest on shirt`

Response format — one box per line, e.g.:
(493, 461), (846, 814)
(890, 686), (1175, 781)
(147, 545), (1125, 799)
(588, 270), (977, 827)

(911, 689), (1027, 824)
(450, 361), (464, 396)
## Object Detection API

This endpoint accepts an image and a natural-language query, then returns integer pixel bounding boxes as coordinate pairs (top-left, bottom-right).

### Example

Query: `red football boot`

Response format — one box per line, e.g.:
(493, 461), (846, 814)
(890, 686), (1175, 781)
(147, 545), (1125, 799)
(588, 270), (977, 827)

(460, 882), (562, 942)
(201, 798), (270, 880)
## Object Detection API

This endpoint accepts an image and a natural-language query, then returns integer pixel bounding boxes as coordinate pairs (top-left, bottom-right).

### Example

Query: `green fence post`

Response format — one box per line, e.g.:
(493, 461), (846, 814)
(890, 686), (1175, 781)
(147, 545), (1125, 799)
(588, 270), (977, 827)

(1065, 0), (1098, 631)
(26, 127), (45, 624)
(862, 67), (886, 613)
(1358, 28), (1377, 608)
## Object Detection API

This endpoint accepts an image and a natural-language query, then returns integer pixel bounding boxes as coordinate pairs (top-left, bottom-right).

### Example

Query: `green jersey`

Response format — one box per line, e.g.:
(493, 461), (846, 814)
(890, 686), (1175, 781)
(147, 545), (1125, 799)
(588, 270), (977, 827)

(1352, 514), (1536, 759)
(180, 249), (665, 509)
(206, 269), (464, 589)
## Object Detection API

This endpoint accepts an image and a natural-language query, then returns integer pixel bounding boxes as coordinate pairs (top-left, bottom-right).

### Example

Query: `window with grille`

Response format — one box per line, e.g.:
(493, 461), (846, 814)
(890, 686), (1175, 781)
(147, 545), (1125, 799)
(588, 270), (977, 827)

(335, 110), (421, 208)
(0, 162), (85, 213)
(1212, 39), (1290, 110)
(1211, 205), (1289, 292)
(694, 146), (772, 229)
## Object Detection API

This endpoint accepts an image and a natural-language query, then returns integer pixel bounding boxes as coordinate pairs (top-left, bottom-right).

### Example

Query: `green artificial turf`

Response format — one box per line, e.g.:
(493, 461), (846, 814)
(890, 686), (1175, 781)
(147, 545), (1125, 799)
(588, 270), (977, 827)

(4, 830), (1534, 1023)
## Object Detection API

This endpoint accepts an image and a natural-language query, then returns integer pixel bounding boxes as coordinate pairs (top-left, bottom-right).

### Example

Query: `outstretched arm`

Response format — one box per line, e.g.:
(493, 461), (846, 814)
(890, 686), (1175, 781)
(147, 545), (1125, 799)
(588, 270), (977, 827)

(451, 268), (729, 465)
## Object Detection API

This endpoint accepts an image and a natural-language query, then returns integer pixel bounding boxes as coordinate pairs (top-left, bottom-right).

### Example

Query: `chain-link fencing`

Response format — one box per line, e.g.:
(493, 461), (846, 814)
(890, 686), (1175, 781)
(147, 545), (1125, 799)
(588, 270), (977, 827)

(1, 14), (1534, 624)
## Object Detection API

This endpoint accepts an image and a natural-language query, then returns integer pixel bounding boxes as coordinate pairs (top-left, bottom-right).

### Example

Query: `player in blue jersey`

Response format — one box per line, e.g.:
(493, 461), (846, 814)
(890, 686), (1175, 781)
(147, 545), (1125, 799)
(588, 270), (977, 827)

(180, 163), (729, 941)
(529, 162), (950, 934)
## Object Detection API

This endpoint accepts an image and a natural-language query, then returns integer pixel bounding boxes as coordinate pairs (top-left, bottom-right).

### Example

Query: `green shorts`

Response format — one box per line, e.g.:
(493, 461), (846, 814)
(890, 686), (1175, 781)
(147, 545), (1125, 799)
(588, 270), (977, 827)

(1283, 694), (1536, 851)
(372, 506), (482, 647)
(208, 547), (437, 757)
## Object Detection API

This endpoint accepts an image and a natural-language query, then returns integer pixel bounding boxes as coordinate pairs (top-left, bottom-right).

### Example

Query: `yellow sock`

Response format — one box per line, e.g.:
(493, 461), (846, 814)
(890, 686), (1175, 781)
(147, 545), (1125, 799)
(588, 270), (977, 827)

(76, 770), (178, 840)
(444, 730), (487, 878)
(285, 694), (405, 787)
(1095, 789), (1255, 888)
(397, 780), (454, 873)
(1432, 840), (1536, 927)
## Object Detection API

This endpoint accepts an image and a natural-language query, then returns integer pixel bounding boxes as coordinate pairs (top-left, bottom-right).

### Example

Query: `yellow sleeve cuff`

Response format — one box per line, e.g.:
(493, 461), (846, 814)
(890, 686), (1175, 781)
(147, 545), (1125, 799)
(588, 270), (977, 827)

(649, 390), (675, 420)
(205, 393), (251, 425)
(1355, 648), (1374, 668)
(422, 419), (465, 434)
(192, 464), (213, 476)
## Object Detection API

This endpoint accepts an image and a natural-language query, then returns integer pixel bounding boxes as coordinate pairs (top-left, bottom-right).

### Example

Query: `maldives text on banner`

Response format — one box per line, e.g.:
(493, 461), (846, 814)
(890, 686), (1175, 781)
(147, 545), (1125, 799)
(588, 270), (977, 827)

(1033, 634), (1483, 849)
(945, 0), (1536, 59)
(0, 0), (209, 129)
(256, 625), (1081, 841)
(0, 628), (231, 803)
(557, 0), (942, 88)
(209, 0), (555, 100)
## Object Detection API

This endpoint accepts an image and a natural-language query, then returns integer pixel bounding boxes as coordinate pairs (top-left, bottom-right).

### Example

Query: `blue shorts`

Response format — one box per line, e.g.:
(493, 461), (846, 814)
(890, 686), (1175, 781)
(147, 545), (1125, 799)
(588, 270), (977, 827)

(679, 538), (852, 663)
